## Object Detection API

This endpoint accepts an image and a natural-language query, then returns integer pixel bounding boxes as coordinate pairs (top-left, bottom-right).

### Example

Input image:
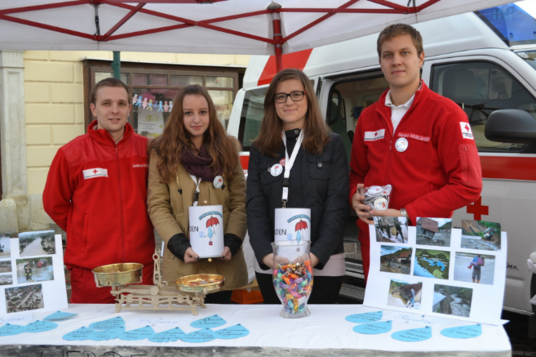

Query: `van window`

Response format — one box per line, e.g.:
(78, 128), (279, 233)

(432, 61), (536, 153)
(327, 75), (389, 161)
(238, 87), (268, 150)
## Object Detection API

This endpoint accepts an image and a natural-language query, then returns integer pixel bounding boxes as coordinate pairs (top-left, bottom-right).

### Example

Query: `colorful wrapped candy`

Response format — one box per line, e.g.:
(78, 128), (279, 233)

(273, 260), (313, 317)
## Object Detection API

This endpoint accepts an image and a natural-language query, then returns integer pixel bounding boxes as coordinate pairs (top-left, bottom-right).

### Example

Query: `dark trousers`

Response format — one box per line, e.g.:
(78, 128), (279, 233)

(256, 272), (344, 304)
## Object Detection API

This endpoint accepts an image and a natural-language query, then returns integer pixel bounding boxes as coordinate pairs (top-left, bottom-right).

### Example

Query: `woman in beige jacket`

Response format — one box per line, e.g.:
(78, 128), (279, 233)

(147, 85), (247, 303)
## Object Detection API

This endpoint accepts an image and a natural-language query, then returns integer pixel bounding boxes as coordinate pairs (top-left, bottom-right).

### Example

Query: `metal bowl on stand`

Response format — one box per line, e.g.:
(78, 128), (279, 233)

(92, 263), (144, 288)
(175, 274), (225, 293)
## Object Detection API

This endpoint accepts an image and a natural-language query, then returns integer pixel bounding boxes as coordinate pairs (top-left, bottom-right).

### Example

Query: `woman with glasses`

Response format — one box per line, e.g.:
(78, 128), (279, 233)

(247, 68), (349, 304)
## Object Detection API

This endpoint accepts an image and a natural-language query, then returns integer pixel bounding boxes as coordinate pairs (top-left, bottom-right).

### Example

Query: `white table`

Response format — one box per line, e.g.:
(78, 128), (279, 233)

(0, 303), (511, 356)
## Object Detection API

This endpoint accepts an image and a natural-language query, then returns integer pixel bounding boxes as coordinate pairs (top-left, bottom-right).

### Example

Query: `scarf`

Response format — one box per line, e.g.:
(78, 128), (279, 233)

(180, 145), (220, 182)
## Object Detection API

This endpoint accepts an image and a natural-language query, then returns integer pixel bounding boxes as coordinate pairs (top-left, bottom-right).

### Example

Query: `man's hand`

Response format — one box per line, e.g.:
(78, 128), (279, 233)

(183, 247), (199, 263)
(352, 183), (374, 225)
(369, 208), (402, 218)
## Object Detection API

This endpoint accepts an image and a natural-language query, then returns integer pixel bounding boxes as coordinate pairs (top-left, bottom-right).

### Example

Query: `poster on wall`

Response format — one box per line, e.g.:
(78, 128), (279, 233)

(138, 108), (165, 138)
(363, 218), (507, 326)
(0, 231), (67, 316)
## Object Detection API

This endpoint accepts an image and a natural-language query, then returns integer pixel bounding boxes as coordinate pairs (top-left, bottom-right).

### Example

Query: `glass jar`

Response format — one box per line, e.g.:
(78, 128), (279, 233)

(271, 240), (313, 318)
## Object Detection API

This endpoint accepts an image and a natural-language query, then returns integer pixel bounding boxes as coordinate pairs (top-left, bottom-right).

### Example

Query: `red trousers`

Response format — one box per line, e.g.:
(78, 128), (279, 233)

(69, 263), (154, 304)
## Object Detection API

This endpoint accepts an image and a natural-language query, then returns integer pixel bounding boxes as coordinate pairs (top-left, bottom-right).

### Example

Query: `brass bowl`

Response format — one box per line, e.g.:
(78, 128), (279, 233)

(175, 274), (225, 293)
(92, 263), (143, 287)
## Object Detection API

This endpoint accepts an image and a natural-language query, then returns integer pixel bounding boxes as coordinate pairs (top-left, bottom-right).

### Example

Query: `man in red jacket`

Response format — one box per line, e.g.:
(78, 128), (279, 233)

(43, 78), (155, 303)
(349, 24), (482, 281)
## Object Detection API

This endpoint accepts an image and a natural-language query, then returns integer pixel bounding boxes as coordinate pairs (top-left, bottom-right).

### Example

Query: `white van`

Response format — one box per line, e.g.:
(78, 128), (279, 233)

(227, 4), (536, 315)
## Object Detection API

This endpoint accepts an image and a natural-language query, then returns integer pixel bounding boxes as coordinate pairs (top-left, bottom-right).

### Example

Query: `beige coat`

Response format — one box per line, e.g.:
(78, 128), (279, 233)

(147, 150), (248, 291)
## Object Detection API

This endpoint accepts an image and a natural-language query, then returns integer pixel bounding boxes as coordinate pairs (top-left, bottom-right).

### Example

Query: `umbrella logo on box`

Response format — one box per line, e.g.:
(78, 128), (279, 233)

(274, 208), (311, 243)
(189, 205), (224, 258)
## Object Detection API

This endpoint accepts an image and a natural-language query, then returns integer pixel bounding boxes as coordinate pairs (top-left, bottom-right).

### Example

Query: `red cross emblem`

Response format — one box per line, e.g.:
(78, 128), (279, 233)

(467, 196), (489, 220)
(465, 124), (470, 131)
(374, 132), (378, 136)
(93, 169), (98, 174)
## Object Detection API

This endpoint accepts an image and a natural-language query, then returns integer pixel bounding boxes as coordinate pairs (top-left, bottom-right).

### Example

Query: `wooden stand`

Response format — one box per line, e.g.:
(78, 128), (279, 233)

(109, 251), (208, 315)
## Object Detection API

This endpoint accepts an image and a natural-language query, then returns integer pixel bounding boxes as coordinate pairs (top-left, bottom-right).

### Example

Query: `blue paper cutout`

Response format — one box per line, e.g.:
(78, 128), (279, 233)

(181, 328), (216, 343)
(346, 311), (383, 324)
(392, 326), (432, 342)
(214, 324), (249, 339)
(441, 324), (482, 339)
(63, 326), (95, 341)
(0, 323), (25, 336)
(44, 311), (77, 321)
(90, 316), (125, 330)
(25, 320), (58, 333)
(119, 325), (155, 341)
(88, 327), (125, 341)
(149, 327), (185, 343)
(190, 315), (226, 328)
(353, 320), (392, 335)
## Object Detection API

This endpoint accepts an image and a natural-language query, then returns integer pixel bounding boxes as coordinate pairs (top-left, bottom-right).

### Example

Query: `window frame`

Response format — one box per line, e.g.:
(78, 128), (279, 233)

(83, 60), (244, 130)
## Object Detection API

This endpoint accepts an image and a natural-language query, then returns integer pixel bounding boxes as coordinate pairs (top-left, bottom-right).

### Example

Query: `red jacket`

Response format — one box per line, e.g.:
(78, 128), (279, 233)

(43, 121), (155, 270)
(349, 82), (482, 240)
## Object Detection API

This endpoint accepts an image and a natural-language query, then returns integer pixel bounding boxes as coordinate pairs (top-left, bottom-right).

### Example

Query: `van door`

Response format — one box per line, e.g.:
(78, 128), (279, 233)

(424, 53), (536, 313)
(321, 70), (390, 279)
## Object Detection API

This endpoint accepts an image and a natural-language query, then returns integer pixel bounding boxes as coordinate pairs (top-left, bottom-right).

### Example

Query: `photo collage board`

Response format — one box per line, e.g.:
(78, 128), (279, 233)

(363, 217), (506, 326)
(0, 231), (68, 316)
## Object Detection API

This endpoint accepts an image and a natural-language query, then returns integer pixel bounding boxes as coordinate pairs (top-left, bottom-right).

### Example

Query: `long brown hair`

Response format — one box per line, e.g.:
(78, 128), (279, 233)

(149, 85), (238, 183)
(254, 68), (330, 156)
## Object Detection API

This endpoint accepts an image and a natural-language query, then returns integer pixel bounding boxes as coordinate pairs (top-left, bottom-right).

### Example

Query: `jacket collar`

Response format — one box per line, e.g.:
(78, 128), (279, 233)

(87, 120), (134, 147)
(376, 80), (429, 130)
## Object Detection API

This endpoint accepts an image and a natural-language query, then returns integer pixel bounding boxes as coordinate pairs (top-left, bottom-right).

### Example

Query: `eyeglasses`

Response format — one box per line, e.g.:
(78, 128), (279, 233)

(274, 91), (306, 103)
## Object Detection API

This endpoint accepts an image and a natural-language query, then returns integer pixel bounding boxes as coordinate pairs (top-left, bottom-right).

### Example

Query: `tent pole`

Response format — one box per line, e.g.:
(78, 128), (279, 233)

(112, 51), (121, 80)
(268, 3), (283, 72)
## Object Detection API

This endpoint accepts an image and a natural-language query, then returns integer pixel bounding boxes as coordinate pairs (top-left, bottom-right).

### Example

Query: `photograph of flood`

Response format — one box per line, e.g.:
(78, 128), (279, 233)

(433, 284), (472, 317)
(373, 217), (408, 243)
(461, 220), (501, 251)
(454, 252), (495, 285)
(19, 230), (56, 257)
(380, 246), (412, 275)
(0, 260), (12, 273)
(387, 279), (422, 310)
(5, 284), (44, 313)
(16, 257), (54, 284)
(0, 273), (13, 286)
(413, 249), (450, 280)
(416, 217), (451, 247)
(0, 234), (12, 258)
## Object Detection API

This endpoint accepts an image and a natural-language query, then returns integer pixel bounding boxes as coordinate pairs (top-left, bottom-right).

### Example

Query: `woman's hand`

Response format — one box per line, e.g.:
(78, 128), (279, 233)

(183, 247), (199, 263)
(262, 253), (274, 270)
(218, 247), (232, 262)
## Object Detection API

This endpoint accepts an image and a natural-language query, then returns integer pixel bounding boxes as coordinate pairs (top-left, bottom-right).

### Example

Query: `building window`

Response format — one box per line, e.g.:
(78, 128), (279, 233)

(84, 60), (243, 138)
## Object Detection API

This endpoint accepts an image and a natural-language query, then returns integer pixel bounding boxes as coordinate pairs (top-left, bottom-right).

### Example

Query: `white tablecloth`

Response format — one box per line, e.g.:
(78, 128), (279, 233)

(0, 303), (511, 356)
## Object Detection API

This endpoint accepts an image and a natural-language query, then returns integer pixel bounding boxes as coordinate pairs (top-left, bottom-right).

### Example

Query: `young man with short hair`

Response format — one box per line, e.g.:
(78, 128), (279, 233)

(349, 24), (482, 281)
(44, 78), (155, 303)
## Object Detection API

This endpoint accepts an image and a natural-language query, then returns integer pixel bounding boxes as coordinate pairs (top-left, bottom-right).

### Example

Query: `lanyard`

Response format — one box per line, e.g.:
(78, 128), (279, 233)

(281, 130), (304, 207)
(189, 174), (202, 206)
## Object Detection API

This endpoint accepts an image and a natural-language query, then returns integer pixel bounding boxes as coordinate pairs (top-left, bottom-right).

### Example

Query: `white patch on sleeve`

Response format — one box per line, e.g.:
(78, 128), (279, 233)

(83, 168), (108, 179)
(364, 129), (385, 141)
(460, 122), (474, 140)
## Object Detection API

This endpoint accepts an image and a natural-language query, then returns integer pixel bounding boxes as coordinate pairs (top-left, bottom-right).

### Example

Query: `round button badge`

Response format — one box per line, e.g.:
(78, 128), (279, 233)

(395, 138), (409, 152)
(213, 175), (223, 189)
(374, 197), (388, 211)
(270, 164), (283, 177)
